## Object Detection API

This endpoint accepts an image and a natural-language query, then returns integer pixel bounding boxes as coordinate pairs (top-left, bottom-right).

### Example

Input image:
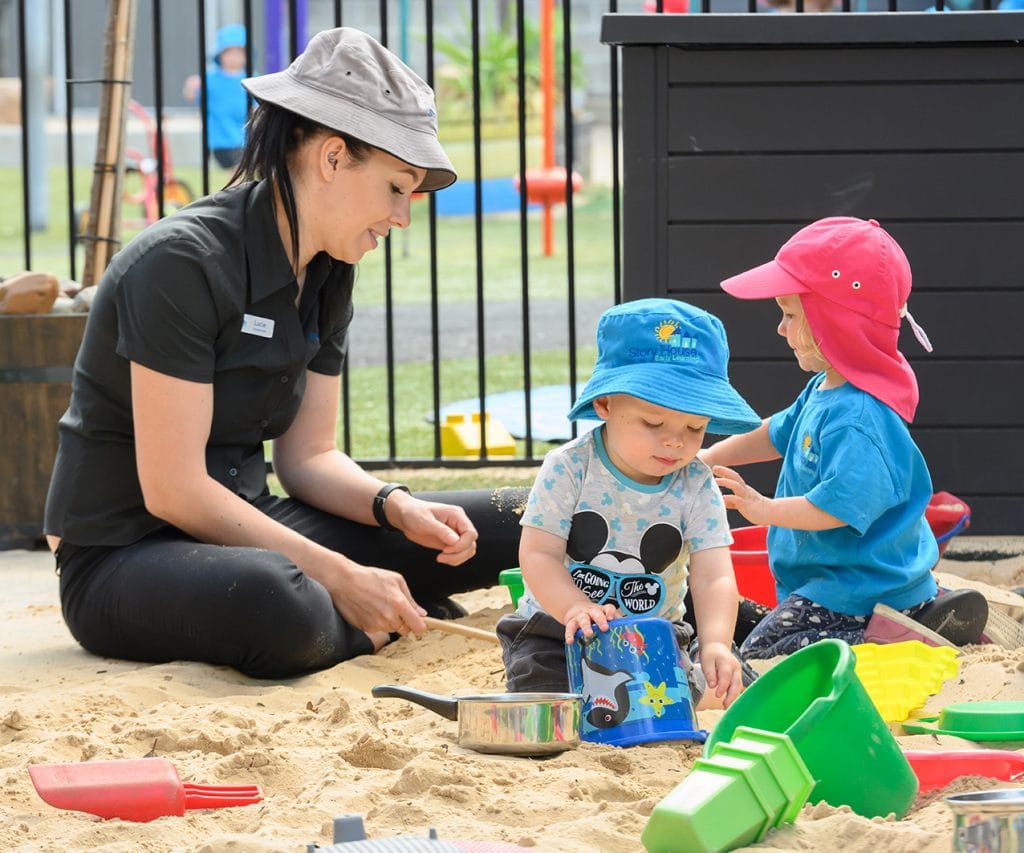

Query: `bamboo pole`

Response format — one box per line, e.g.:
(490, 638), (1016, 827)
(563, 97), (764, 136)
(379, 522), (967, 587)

(82, 0), (137, 287)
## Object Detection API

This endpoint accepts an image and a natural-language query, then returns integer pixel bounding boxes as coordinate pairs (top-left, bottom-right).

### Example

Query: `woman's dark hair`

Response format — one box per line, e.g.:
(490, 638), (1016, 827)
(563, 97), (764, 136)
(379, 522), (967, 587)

(228, 103), (373, 266)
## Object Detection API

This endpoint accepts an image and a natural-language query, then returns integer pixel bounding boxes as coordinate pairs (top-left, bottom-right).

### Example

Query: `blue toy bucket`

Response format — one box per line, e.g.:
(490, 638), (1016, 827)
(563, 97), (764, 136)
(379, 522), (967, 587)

(565, 616), (706, 747)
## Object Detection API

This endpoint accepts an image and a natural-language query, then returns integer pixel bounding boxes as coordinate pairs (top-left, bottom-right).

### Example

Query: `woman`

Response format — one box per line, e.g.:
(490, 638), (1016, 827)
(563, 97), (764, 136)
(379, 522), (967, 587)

(45, 28), (526, 679)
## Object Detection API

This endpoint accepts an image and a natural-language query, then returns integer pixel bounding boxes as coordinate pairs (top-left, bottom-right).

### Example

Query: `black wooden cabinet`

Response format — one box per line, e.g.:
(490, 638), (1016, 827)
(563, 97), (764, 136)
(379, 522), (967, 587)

(602, 12), (1024, 534)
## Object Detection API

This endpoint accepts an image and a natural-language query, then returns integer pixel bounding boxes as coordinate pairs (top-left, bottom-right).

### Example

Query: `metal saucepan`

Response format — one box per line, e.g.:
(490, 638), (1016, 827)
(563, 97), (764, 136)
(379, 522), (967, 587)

(371, 684), (582, 756)
(946, 788), (1024, 852)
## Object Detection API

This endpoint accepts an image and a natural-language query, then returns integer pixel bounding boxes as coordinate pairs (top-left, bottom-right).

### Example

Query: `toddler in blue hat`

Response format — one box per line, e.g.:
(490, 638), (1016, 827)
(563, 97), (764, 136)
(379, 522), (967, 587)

(496, 298), (761, 709)
(183, 24), (249, 169)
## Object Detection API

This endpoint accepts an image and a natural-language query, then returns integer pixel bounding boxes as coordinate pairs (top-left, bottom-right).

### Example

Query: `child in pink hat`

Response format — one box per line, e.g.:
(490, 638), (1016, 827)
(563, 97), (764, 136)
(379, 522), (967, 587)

(702, 217), (987, 657)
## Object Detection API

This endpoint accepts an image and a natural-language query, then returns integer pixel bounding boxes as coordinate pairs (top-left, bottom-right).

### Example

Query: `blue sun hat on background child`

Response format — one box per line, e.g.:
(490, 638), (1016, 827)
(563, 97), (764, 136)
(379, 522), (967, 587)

(213, 24), (246, 64)
(567, 298), (761, 435)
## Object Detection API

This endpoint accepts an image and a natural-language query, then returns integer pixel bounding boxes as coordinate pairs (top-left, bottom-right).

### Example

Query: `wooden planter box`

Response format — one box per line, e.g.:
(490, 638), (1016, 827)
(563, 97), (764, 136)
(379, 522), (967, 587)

(0, 313), (87, 549)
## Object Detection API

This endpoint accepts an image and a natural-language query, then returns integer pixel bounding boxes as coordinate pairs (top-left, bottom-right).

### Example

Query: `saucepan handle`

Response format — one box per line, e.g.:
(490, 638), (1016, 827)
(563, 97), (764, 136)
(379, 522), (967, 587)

(371, 684), (460, 721)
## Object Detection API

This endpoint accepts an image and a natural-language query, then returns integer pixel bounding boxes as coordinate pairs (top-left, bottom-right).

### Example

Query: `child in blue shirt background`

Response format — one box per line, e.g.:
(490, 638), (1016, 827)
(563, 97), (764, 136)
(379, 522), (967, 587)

(183, 24), (249, 169)
(702, 217), (988, 658)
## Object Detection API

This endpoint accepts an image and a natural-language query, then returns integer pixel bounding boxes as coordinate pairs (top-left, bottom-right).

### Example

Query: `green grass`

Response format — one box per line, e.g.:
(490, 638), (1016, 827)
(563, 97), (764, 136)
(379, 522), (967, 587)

(357, 186), (614, 306)
(2, 165), (616, 307)
(267, 464), (540, 497)
(0, 164), (235, 278)
(338, 343), (597, 461)
(263, 343), (591, 496)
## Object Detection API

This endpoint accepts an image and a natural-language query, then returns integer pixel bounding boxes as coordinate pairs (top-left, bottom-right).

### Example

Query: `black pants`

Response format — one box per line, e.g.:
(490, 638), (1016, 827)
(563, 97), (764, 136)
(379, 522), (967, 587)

(56, 488), (527, 680)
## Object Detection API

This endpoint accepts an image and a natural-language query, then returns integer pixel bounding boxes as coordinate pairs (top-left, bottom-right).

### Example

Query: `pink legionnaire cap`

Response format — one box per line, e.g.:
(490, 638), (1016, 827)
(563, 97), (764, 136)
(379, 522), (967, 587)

(720, 216), (933, 423)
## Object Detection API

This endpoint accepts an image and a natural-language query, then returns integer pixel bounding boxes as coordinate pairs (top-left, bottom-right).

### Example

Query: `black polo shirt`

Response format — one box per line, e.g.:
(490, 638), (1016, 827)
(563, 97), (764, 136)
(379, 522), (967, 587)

(45, 179), (355, 546)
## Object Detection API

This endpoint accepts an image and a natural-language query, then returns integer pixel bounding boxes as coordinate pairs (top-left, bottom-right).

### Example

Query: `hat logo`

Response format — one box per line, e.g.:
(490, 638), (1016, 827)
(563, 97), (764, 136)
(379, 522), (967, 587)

(625, 318), (698, 364)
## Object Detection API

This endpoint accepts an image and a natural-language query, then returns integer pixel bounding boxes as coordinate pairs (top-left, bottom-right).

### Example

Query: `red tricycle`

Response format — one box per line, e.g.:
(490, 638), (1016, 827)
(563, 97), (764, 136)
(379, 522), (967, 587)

(76, 100), (195, 240)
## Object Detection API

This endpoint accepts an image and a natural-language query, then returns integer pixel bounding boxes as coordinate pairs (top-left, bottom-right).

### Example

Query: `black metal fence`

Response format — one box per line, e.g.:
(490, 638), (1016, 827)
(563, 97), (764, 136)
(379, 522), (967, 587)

(3, 0), (1012, 473)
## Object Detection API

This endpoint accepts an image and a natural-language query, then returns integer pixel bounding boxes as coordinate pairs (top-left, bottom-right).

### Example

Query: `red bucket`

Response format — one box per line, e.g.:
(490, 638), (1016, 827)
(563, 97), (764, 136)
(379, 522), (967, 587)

(924, 491), (971, 556)
(730, 525), (777, 608)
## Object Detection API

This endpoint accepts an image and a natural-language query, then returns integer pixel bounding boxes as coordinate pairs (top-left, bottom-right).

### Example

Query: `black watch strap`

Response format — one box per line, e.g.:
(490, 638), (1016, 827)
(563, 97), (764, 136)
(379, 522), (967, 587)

(373, 483), (410, 532)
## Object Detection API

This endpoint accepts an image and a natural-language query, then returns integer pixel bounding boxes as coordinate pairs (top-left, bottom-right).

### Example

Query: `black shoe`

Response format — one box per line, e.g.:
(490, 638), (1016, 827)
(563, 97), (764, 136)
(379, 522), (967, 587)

(734, 598), (772, 646)
(422, 597), (469, 620)
(914, 588), (989, 646)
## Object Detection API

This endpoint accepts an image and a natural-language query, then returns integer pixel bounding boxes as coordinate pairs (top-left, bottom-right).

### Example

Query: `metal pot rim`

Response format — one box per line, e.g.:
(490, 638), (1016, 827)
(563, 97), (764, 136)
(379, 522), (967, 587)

(946, 788), (1024, 813)
(455, 692), (582, 704)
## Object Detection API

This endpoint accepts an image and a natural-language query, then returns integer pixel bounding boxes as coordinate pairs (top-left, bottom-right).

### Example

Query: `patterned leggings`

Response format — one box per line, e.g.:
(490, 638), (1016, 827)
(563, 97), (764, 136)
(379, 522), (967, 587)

(740, 594), (931, 659)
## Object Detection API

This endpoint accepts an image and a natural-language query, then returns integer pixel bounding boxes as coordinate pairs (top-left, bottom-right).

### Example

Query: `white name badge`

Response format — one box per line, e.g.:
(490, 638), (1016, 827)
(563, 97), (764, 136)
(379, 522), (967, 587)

(241, 314), (275, 338)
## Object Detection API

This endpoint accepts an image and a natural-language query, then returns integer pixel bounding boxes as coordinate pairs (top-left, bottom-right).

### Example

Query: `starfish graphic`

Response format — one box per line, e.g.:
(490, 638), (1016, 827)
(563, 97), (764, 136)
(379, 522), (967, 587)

(638, 681), (675, 718)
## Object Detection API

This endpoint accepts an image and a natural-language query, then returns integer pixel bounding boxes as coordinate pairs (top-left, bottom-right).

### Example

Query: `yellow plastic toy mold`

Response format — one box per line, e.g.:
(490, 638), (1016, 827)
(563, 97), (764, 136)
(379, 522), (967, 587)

(440, 412), (516, 458)
(851, 640), (959, 723)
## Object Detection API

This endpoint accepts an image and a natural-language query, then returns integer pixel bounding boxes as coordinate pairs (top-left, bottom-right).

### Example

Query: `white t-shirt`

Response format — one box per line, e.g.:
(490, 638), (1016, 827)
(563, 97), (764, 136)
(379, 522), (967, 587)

(517, 426), (733, 623)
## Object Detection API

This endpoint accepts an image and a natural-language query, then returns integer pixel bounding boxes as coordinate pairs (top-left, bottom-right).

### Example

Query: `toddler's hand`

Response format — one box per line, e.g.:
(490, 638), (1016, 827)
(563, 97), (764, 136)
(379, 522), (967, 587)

(713, 465), (772, 526)
(699, 640), (744, 708)
(562, 602), (619, 644)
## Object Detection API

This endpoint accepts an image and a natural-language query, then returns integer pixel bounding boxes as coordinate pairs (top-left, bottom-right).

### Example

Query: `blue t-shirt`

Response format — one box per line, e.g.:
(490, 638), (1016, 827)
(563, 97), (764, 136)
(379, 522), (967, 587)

(767, 375), (938, 615)
(202, 66), (247, 150)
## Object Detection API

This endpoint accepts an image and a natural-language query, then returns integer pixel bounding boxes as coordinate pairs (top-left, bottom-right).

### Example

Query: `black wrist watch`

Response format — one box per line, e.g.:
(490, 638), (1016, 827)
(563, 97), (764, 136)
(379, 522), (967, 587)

(373, 482), (410, 532)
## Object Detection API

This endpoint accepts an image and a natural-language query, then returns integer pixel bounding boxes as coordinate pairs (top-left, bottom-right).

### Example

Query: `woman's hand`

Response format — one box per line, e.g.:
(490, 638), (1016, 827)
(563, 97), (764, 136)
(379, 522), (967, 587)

(320, 553), (427, 637)
(561, 601), (619, 644)
(713, 464), (773, 525)
(698, 639), (744, 708)
(386, 492), (479, 566)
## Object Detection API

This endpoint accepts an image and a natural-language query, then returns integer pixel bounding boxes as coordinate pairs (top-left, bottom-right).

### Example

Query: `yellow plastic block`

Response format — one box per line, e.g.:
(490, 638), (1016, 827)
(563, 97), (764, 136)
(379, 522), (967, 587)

(440, 412), (516, 458)
(852, 641), (959, 723)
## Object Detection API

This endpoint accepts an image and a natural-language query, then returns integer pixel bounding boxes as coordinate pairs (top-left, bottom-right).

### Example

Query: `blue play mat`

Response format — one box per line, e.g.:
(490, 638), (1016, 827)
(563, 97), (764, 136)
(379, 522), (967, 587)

(435, 384), (601, 443)
(433, 177), (539, 217)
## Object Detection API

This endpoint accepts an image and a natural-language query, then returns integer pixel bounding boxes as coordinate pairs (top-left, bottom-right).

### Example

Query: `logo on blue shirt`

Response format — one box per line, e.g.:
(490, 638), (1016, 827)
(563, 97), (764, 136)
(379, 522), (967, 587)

(800, 433), (819, 465)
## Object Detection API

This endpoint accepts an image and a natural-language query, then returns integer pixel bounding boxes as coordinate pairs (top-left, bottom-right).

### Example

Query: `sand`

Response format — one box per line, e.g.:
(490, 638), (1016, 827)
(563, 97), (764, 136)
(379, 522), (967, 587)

(2, 538), (1023, 853)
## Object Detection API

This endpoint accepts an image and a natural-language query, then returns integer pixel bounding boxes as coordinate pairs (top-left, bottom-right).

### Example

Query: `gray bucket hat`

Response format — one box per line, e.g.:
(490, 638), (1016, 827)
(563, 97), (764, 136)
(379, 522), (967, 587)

(243, 27), (456, 192)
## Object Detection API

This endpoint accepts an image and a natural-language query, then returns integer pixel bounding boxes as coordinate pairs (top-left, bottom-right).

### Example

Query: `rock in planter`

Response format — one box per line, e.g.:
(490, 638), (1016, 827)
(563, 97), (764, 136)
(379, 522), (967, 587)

(71, 285), (97, 313)
(0, 271), (59, 315)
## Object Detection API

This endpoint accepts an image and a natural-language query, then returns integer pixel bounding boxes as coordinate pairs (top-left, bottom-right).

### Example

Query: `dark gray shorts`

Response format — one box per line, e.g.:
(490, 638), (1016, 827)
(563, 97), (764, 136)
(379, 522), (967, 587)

(496, 611), (707, 706)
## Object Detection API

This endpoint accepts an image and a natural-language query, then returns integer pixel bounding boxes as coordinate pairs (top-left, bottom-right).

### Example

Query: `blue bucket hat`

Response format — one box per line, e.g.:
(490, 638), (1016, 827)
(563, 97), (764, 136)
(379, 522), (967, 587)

(568, 299), (761, 435)
(214, 24), (246, 63)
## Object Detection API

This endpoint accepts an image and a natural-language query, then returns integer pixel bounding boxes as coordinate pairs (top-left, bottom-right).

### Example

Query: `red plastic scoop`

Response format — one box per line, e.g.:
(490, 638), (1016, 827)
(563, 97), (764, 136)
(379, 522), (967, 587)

(903, 749), (1024, 793)
(28, 757), (263, 822)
